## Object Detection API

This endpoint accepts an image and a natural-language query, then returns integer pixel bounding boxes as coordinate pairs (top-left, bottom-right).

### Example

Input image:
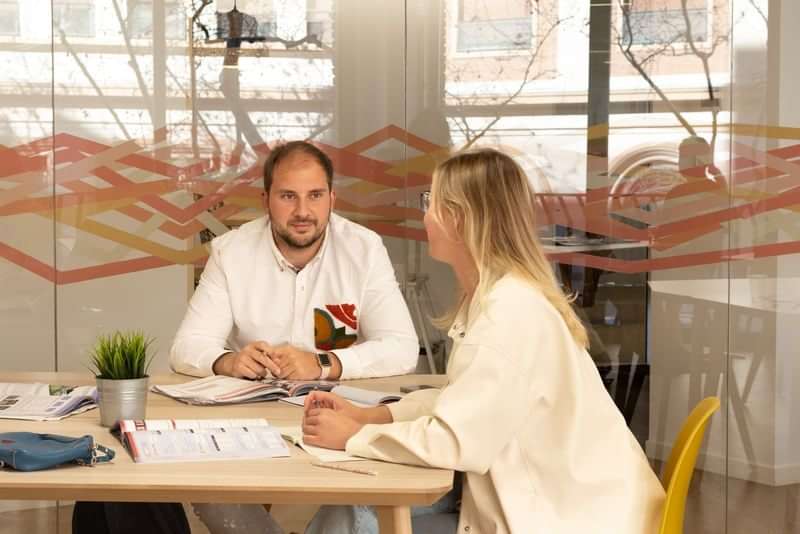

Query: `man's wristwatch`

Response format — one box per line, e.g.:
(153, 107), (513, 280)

(316, 352), (333, 380)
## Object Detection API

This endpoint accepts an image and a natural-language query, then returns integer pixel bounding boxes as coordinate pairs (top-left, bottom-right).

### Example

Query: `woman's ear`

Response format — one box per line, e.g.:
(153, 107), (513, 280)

(443, 208), (465, 244)
(453, 214), (465, 242)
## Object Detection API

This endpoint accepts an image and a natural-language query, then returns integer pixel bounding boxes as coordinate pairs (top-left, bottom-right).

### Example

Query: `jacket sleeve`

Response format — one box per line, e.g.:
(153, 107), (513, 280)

(169, 242), (234, 377)
(333, 239), (419, 379)
(387, 387), (442, 422)
(345, 299), (569, 474)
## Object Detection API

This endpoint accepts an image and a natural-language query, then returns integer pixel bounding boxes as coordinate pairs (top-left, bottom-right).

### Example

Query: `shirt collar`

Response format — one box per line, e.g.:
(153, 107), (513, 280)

(267, 219), (330, 273)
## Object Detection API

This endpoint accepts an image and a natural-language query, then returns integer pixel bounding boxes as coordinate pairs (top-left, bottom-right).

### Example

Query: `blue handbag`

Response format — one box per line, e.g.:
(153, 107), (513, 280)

(0, 432), (115, 471)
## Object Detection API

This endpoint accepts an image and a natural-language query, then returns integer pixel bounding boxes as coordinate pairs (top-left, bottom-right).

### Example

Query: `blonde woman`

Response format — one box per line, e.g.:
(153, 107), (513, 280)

(302, 148), (665, 534)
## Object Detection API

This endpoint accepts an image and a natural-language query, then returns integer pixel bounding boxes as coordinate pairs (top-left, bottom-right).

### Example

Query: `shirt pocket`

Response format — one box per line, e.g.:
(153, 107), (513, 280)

(314, 305), (358, 350)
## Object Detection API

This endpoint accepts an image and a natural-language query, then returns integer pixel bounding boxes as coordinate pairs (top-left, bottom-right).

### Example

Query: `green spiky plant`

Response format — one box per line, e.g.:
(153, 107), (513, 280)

(89, 331), (155, 380)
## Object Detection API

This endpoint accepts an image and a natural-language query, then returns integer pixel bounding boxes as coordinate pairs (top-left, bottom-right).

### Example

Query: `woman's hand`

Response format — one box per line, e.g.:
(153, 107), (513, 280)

(304, 391), (365, 422)
(305, 390), (395, 424)
(301, 391), (395, 449)
(302, 407), (364, 450)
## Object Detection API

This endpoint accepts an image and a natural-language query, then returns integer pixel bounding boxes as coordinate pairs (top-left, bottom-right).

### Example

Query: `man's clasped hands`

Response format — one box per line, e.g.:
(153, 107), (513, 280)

(212, 341), (331, 381)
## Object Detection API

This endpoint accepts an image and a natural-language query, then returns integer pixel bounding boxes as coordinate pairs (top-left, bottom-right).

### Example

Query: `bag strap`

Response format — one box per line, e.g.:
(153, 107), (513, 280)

(93, 443), (115, 464)
(74, 437), (116, 466)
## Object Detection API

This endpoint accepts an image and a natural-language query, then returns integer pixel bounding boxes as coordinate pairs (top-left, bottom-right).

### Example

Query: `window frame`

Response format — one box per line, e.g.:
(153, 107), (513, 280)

(0, 0), (20, 37)
(447, 0), (538, 59)
(52, 0), (96, 39)
(126, 0), (187, 41)
(619, 1), (714, 50)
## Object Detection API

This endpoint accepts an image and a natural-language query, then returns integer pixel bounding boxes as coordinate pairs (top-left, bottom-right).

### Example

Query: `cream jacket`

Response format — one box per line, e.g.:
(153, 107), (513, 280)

(347, 275), (665, 534)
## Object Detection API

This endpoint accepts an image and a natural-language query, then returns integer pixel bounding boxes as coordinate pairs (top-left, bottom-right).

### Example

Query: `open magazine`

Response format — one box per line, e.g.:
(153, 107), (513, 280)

(0, 382), (97, 421)
(113, 418), (290, 463)
(280, 385), (402, 408)
(151, 375), (338, 405)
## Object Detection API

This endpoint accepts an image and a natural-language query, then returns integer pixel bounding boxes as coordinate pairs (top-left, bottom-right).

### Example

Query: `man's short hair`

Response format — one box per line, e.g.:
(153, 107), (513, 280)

(263, 141), (334, 193)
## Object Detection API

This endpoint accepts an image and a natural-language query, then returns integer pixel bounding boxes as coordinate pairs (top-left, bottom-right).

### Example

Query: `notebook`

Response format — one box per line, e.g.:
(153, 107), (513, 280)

(275, 425), (365, 463)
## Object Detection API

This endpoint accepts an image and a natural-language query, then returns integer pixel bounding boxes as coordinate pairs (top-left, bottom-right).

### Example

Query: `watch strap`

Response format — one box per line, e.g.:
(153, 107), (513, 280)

(316, 352), (332, 380)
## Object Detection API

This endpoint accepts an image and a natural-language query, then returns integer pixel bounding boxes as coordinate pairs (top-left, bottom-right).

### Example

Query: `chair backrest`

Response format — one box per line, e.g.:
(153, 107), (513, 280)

(609, 359), (649, 425)
(659, 396), (720, 534)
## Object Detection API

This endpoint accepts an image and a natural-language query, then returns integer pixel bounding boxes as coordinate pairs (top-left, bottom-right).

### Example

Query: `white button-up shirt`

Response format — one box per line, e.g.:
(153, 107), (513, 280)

(346, 275), (664, 533)
(170, 214), (419, 379)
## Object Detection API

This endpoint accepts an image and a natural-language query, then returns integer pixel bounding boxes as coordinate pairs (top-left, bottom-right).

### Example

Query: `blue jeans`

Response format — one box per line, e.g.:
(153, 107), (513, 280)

(191, 503), (283, 534)
(305, 479), (460, 534)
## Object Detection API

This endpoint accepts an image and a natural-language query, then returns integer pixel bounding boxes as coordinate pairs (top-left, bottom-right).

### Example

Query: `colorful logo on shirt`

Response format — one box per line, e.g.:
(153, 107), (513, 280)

(314, 305), (358, 350)
(326, 304), (358, 330)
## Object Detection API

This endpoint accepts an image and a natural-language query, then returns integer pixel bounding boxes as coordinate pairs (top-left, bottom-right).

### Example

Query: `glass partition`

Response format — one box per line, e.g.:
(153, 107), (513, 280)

(1, 1), (794, 533)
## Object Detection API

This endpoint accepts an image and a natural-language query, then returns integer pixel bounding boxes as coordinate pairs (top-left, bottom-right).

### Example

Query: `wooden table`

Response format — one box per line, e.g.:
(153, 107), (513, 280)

(0, 373), (452, 534)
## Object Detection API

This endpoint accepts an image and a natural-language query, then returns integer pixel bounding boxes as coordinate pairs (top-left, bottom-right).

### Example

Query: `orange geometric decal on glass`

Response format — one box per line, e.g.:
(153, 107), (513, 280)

(3, 124), (800, 283)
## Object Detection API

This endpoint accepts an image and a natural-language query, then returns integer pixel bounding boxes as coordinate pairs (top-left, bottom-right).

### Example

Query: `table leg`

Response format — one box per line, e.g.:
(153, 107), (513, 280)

(376, 505), (412, 534)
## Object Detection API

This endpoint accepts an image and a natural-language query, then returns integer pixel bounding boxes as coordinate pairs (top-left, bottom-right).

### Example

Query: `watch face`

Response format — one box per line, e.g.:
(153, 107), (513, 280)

(317, 353), (332, 367)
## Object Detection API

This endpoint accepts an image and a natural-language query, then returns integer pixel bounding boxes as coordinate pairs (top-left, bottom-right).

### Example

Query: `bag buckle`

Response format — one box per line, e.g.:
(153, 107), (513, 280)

(75, 440), (99, 467)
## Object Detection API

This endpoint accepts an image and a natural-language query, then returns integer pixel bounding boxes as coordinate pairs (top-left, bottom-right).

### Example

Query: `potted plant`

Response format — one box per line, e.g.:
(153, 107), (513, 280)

(89, 330), (155, 427)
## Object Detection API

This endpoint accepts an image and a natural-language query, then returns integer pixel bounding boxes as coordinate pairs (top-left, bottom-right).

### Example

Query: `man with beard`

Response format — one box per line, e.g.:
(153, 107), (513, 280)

(76, 146), (421, 534)
(169, 140), (419, 381)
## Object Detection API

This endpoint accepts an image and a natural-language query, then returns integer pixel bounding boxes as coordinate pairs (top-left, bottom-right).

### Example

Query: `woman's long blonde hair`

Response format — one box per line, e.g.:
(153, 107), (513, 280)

(430, 148), (589, 348)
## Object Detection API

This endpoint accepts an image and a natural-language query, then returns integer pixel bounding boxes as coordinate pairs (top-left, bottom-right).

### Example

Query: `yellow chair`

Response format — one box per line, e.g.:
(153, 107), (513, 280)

(658, 396), (720, 534)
